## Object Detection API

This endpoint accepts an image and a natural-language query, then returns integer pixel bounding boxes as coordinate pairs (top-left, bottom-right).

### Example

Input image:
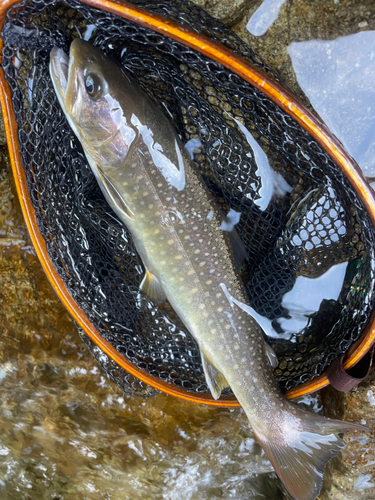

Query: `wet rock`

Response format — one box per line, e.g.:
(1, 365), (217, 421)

(192, 0), (259, 27)
(319, 370), (375, 500)
(232, 0), (375, 108)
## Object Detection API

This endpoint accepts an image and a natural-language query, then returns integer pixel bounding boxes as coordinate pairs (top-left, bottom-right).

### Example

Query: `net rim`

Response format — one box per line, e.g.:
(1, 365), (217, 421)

(0, 0), (374, 403)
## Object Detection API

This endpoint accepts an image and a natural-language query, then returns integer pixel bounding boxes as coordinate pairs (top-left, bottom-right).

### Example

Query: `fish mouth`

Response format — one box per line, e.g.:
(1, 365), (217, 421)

(50, 46), (70, 98)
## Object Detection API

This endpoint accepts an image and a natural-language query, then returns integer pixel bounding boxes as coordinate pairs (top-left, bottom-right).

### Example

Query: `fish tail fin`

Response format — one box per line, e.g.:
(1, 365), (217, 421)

(252, 407), (367, 500)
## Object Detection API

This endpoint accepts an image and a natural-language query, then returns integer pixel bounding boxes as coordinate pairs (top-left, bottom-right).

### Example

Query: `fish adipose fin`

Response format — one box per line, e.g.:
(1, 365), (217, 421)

(253, 409), (368, 500)
(200, 349), (229, 400)
(139, 270), (167, 303)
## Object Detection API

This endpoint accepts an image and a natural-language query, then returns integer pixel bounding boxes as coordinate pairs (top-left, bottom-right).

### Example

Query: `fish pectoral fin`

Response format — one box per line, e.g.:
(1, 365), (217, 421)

(200, 349), (229, 400)
(252, 409), (368, 500)
(264, 341), (278, 368)
(96, 167), (134, 221)
(139, 270), (167, 303)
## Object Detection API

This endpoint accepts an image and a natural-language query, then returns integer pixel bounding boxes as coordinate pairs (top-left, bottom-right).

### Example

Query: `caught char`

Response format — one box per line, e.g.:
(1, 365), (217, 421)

(50, 39), (367, 500)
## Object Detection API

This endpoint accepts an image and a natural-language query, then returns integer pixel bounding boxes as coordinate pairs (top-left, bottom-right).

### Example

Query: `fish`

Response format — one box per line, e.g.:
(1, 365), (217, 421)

(50, 39), (367, 500)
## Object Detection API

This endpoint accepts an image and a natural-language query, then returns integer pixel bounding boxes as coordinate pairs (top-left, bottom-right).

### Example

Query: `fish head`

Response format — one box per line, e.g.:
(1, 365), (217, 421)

(50, 39), (137, 168)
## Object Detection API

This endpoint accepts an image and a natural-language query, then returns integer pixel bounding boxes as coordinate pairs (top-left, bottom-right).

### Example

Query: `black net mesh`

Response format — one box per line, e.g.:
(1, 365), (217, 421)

(1, 0), (375, 396)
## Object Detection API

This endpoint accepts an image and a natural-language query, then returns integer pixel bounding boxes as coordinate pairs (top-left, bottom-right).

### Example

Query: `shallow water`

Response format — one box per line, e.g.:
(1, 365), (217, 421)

(1, 0), (375, 499)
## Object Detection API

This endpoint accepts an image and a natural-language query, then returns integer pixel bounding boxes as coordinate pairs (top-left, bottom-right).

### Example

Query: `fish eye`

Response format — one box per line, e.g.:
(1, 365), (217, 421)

(85, 73), (104, 100)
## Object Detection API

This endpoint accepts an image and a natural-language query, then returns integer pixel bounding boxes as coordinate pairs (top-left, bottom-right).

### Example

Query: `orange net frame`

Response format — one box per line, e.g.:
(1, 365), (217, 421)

(0, 0), (375, 404)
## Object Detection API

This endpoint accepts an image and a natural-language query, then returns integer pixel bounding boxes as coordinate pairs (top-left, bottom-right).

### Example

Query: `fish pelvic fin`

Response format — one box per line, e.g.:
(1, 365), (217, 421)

(264, 341), (278, 368)
(139, 270), (166, 303)
(252, 407), (368, 500)
(200, 349), (229, 400)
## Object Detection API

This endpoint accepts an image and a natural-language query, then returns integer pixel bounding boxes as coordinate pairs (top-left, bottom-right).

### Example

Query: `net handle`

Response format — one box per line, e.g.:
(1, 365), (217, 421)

(0, 0), (374, 402)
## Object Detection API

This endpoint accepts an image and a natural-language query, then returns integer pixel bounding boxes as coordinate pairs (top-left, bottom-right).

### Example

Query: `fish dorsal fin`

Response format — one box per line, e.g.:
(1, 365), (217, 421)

(252, 409), (368, 500)
(96, 166), (134, 221)
(200, 349), (229, 400)
(139, 270), (167, 303)
(264, 341), (278, 368)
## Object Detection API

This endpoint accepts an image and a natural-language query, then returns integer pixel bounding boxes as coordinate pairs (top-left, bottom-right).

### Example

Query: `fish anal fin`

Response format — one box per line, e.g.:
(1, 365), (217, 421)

(201, 349), (229, 400)
(96, 167), (134, 221)
(264, 341), (278, 368)
(253, 408), (368, 500)
(139, 270), (166, 303)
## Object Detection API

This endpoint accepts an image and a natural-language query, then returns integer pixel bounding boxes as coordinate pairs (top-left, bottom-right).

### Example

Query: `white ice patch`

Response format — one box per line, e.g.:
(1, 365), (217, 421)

(288, 32), (375, 177)
(367, 390), (375, 406)
(221, 262), (348, 341)
(275, 261), (348, 338)
(246, 0), (289, 36)
(219, 282), (277, 338)
(295, 393), (323, 413)
(220, 209), (241, 231)
(232, 117), (292, 211)
(184, 138), (202, 160)
(354, 474), (375, 491)
(131, 114), (186, 190)
(83, 24), (96, 40)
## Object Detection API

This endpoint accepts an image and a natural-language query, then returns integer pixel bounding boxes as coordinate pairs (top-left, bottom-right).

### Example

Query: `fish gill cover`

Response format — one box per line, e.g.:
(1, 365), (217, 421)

(1, 0), (375, 397)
